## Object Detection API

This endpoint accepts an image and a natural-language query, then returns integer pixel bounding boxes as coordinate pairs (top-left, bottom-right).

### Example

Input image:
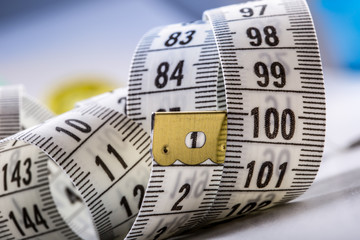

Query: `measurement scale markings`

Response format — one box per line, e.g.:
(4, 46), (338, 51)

(227, 87), (324, 95)
(57, 111), (118, 166)
(88, 151), (150, 207)
(218, 188), (309, 193)
(219, 46), (318, 52)
(107, 215), (138, 233)
(234, 139), (323, 148)
(137, 43), (214, 54)
(128, 85), (217, 97)
(0, 182), (48, 198)
(137, 208), (211, 219)
(225, 12), (309, 24)
(18, 225), (73, 240)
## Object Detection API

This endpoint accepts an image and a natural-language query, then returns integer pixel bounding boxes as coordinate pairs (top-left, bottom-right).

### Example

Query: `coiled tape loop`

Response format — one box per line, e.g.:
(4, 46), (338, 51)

(0, 0), (324, 239)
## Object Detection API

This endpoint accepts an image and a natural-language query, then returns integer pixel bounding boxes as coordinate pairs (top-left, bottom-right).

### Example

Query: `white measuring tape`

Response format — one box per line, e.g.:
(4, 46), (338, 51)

(0, 0), (325, 239)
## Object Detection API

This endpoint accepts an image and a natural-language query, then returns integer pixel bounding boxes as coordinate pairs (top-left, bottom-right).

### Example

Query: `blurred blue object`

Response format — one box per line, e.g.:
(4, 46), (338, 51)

(318, 0), (360, 70)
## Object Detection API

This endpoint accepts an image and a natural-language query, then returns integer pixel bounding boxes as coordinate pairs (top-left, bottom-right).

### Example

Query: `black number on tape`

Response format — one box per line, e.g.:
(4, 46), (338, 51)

(120, 196), (133, 217)
(121, 184), (145, 217)
(251, 107), (296, 140)
(108, 144), (127, 169)
(247, 26), (279, 47)
(2, 158), (32, 191)
(134, 184), (145, 209)
(95, 155), (115, 181)
(165, 30), (196, 47)
(239, 4), (267, 17)
(280, 109), (296, 140)
(65, 186), (83, 204)
(237, 202), (257, 216)
(153, 226), (167, 240)
(254, 62), (286, 88)
(96, 144), (127, 181)
(165, 32), (181, 47)
(226, 200), (272, 218)
(9, 204), (49, 236)
(171, 183), (191, 211)
(276, 162), (288, 188)
(265, 108), (279, 139)
(55, 119), (92, 142)
(23, 158), (32, 185)
(245, 161), (288, 188)
(155, 61), (184, 89)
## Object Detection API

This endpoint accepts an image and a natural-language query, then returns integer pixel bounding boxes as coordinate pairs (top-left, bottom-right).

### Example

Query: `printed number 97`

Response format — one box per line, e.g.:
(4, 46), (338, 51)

(239, 4), (267, 17)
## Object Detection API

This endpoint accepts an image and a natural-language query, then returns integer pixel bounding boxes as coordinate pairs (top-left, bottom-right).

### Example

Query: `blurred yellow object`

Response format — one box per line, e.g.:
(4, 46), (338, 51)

(46, 77), (118, 114)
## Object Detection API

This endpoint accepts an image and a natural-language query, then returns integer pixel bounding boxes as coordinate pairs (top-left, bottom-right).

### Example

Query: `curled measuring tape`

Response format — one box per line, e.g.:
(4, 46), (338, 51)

(0, 0), (325, 239)
(126, 0), (325, 238)
(1, 87), (151, 239)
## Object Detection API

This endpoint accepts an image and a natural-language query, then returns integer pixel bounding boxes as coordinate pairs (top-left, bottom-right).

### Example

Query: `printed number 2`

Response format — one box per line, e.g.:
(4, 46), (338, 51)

(153, 226), (167, 240)
(171, 183), (190, 211)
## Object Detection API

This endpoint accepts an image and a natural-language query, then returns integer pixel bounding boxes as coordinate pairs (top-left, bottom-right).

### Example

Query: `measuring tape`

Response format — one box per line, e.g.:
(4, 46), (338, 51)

(0, 0), (325, 239)
(125, 0), (325, 238)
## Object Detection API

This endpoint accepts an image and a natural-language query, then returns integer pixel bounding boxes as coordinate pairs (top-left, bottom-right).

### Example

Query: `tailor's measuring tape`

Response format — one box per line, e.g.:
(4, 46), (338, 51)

(126, 0), (325, 238)
(1, 87), (152, 240)
(0, 0), (325, 239)
(0, 86), (80, 240)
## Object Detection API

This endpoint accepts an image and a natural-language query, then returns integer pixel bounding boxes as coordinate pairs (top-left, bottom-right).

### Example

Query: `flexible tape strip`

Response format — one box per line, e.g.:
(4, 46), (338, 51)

(125, 22), (225, 240)
(204, 0), (325, 222)
(0, 0), (325, 239)
(126, 0), (324, 239)
(0, 86), (21, 139)
(125, 112), (227, 240)
(0, 141), (81, 240)
(0, 88), (152, 239)
(125, 23), (227, 239)
(127, 21), (219, 132)
(23, 90), (97, 239)
(0, 86), (100, 239)
(0, 86), (82, 240)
